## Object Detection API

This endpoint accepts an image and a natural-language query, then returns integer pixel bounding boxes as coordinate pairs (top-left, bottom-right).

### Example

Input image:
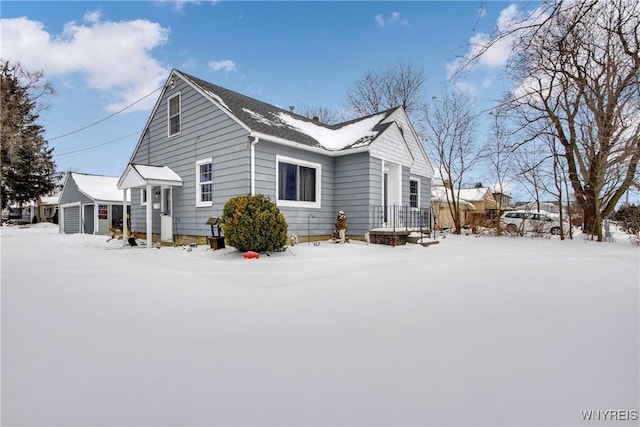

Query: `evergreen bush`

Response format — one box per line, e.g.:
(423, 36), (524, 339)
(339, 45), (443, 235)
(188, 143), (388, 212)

(221, 194), (288, 252)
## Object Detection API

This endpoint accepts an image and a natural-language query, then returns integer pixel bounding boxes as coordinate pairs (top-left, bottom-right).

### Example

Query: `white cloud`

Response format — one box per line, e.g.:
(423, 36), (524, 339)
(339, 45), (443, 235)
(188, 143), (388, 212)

(0, 15), (170, 113)
(478, 7), (487, 19)
(374, 12), (410, 28)
(445, 4), (532, 79)
(156, 0), (219, 13)
(454, 81), (477, 96)
(208, 60), (237, 72)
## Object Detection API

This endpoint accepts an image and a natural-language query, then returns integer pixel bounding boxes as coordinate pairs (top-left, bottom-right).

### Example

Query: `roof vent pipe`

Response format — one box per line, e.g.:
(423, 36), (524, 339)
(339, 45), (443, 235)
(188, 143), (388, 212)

(289, 105), (295, 113)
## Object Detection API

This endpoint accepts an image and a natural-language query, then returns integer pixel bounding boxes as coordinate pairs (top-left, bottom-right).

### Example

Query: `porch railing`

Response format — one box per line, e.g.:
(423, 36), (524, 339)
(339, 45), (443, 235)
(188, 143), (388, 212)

(370, 205), (432, 232)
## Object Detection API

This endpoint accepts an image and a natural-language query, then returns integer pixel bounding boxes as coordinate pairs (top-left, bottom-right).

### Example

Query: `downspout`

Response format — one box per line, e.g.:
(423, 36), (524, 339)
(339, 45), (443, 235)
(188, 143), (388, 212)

(249, 135), (258, 195)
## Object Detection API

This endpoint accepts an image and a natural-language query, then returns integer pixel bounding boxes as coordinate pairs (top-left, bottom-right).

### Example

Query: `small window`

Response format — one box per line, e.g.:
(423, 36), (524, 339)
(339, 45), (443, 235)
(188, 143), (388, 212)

(196, 158), (213, 207)
(168, 93), (181, 136)
(409, 179), (419, 208)
(276, 155), (321, 208)
(140, 189), (147, 206)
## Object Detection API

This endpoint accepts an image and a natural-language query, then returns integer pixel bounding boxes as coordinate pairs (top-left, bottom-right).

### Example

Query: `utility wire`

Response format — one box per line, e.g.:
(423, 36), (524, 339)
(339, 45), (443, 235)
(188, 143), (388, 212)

(55, 130), (141, 158)
(48, 86), (163, 141)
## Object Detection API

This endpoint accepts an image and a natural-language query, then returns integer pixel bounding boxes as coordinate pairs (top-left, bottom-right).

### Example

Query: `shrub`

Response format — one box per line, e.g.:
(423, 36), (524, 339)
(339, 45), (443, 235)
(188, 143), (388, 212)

(614, 204), (640, 235)
(221, 194), (288, 252)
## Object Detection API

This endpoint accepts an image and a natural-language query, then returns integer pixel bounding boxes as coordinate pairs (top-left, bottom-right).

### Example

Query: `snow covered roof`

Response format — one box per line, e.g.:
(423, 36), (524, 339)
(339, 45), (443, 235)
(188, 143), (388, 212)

(431, 186), (493, 201)
(69, 173), (130, 203)
(179, 70), (397, 152)
(458, 188), (491, 201)
(431, 187), (476, 208)
(118, 164), (183, 190)
(39, 192), (60, 205)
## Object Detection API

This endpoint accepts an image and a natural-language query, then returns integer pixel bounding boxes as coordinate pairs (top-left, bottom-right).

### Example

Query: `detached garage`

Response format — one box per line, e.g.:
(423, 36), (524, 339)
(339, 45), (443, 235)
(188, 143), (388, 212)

(59, 172), (130, 235)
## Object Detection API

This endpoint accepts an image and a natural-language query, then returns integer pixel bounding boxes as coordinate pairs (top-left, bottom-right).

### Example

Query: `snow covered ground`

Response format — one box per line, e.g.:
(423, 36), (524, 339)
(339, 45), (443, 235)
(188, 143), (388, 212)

(1, 223), (638, 426)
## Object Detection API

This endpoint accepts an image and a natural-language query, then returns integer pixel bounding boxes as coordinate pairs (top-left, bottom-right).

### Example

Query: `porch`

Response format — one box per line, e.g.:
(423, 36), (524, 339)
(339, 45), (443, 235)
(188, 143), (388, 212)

(368, 205), (432, 246)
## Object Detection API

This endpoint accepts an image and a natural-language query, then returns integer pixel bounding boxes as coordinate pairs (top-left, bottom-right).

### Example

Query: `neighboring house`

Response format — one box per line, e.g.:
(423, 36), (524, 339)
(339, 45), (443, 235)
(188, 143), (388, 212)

(59, 172), (130, 234)
(459, 187), (498, 220)
(118, 68), (434, 246)
(38, 192), (60, 223)
(431, 185), (498, 229)
(491, 190), (513, 211)
(431, 186), (476, 230)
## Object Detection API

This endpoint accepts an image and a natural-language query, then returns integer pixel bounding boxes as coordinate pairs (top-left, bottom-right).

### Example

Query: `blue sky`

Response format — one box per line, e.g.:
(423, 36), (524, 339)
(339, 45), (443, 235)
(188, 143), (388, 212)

(2, 0), (529, 190)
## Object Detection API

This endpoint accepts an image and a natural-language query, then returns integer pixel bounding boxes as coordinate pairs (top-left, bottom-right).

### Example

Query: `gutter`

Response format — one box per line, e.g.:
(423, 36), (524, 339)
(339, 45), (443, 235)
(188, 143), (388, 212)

(249, 135), (258, 195)
(249, 131), (371, 157)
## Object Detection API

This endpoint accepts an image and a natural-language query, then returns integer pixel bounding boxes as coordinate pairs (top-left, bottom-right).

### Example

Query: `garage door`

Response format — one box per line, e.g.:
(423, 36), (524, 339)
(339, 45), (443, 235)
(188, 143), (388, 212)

(63, 205), (81, 234)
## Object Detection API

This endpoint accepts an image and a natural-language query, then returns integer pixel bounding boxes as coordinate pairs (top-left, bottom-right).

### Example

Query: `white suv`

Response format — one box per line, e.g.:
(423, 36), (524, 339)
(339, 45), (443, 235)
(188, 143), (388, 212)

(501, 211), (562, 235)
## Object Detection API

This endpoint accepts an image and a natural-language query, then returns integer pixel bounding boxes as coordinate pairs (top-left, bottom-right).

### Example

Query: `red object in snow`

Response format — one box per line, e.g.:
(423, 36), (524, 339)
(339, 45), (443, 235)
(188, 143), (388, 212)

(243, 251), (260, 259)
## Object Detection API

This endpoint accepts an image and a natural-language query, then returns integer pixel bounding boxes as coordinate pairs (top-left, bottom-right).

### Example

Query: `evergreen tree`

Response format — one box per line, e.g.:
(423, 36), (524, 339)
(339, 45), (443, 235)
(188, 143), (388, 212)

(1, 61), (57, 208)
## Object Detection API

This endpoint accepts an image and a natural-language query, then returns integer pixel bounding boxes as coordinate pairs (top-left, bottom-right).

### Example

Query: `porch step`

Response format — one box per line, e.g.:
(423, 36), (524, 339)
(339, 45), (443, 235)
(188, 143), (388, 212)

(369, 230), (411, 246)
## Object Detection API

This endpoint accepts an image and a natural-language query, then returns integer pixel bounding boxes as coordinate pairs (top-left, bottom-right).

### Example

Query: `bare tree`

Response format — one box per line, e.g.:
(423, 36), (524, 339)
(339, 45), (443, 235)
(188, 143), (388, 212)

(513, 135), (553, 213)
(463, 0), (640, 241)
(422, 89), (482, 234)
(344, 62), (426, 118)
(482, 110), (516, 228)
(298, 105), (342, 125)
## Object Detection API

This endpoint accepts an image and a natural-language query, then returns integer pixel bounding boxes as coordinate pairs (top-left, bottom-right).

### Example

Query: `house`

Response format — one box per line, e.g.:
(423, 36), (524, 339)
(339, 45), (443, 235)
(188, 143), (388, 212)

(117, 69), (434, 247)
(431, 186), (476, 230)
(58, 172), (130, 234)
(38, 192), (60, 223)
(431, 185), (498, 229)
(491, 189), (513, 212)
(459, 187), (498, 221)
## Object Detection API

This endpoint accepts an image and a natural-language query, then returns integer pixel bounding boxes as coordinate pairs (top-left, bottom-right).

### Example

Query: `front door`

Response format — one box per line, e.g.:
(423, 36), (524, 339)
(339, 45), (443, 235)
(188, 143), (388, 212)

(160, 187), (173, 242)
(383, 163), (401, 227)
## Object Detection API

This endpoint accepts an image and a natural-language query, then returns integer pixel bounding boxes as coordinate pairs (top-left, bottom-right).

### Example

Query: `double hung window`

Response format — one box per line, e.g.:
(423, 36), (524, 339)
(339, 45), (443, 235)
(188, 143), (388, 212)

(168, 93), (181, 136)
(410, 179), (420, 208)
(196, 158), (213, 207)
(276, 156), (320, 208)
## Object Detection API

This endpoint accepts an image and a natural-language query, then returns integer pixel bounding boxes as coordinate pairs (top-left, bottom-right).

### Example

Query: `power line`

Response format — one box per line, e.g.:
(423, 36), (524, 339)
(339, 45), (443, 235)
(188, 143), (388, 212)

(48, 86), (163, 141)
(55, 130), (141, 158)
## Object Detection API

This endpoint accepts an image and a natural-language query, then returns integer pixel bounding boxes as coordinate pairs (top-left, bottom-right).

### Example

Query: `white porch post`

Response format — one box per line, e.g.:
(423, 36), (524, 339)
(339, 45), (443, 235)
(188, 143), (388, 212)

(122, 189), (128, 248)
(146, 183), (152, 248)
(94, 204), (98, 235)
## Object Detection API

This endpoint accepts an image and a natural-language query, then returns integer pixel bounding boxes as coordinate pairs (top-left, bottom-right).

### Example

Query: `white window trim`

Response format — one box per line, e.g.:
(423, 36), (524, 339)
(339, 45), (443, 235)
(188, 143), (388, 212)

(276, 155), (321, 209)
(167, 92), (181, 137)
(410, 177), (420, 209)
(195, 157), (213, 208)
(140, 189), (147, 206)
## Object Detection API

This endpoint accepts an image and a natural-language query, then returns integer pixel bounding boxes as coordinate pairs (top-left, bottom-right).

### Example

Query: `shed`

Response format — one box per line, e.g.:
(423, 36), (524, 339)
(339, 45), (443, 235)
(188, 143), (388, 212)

(58, 172), (131, 234)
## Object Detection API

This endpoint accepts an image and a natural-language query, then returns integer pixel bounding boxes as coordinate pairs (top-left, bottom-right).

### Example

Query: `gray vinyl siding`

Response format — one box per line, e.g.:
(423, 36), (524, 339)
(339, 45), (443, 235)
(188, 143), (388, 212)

(421, 176), (432, 209)
(334, 152), (379, 236)
(253, 140), (336, 237)
(59, 175), (92, 234)
(59, 176), (93, 206)
(130, 76), (251, 237)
